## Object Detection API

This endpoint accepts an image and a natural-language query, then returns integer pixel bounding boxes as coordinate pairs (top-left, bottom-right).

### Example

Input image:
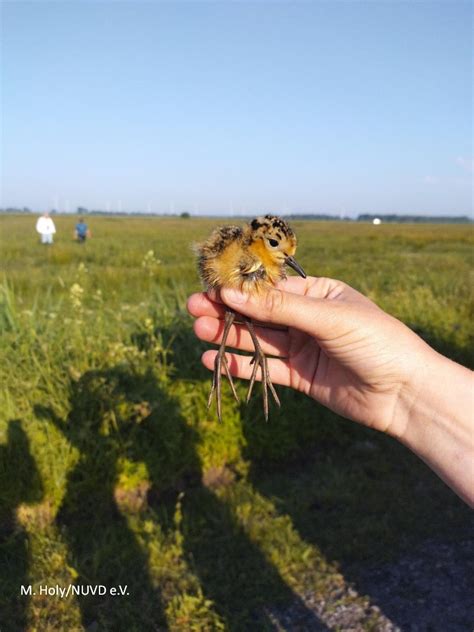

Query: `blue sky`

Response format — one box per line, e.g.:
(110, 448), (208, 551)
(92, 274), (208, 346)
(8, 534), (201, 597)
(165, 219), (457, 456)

(1, 1), (472, 216)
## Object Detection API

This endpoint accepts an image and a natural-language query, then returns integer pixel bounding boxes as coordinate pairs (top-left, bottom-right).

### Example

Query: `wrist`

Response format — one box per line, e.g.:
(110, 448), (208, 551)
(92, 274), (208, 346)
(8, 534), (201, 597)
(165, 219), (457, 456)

(393, 347), (474, 505)
(389, 343), (441, 440)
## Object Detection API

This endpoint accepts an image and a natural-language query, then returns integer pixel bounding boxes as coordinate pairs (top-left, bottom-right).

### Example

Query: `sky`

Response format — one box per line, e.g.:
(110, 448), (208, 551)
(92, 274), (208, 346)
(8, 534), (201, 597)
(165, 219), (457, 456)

(1, 1), (472, 217)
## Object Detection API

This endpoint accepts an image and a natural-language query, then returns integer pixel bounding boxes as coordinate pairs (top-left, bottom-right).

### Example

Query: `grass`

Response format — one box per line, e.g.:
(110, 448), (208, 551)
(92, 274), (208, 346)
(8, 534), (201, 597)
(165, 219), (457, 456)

(0, 214), (473, 631)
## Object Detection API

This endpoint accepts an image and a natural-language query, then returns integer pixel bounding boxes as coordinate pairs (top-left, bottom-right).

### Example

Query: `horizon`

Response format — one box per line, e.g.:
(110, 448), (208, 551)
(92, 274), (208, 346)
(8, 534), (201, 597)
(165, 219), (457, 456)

(2, 207), (472, 223)
(2, 2), (472, 217)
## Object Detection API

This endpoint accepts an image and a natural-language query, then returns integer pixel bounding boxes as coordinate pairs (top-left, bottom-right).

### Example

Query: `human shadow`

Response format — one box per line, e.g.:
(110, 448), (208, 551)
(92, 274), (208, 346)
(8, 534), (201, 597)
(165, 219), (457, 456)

(41, 351), (330, 630)
(177, 483), (329, 631)
(34, 372), (169, 631)
(141, 319), (333, 628)
(239, 330), (474, 630)
(0, 420), (44, 632)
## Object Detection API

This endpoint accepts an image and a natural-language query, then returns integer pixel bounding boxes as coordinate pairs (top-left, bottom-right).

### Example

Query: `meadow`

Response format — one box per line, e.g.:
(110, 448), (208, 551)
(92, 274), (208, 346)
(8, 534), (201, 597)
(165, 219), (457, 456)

(0, 214), (473, 631)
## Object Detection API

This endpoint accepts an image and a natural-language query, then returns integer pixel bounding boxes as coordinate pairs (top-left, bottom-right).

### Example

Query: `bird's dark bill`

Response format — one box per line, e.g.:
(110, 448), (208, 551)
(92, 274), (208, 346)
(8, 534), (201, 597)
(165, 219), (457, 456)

(285, 256), (307, 278)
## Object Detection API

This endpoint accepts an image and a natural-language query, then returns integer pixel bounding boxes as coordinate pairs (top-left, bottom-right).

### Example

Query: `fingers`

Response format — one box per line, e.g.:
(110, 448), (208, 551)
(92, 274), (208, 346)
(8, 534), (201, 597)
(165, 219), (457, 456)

(187, 277), (346, 320)
(187, 292), (225, 319)
(276, 276), (373, 307)
(275, 275), (348, 299)
(202, 350), (292, 388)
(188, 284), (344, 345)
(219, 285), (341, 340)
(187, 278), (350, 321)
(187, 278), (372, 347)
(194, 316), (290, 357)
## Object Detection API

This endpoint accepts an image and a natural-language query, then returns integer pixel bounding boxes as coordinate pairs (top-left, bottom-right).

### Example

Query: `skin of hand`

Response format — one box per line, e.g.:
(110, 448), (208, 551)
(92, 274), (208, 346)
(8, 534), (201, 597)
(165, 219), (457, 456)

(187, 276), (474, 506)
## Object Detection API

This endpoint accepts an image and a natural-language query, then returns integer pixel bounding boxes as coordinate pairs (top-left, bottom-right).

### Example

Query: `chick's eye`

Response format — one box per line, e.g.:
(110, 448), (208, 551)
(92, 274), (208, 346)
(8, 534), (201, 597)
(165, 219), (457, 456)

(268, 238), (279, 248)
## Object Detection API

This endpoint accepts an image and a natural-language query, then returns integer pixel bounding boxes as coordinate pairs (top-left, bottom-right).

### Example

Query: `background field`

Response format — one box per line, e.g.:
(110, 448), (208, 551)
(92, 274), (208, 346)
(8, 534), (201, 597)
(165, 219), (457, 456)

(1, 214), (473, 631)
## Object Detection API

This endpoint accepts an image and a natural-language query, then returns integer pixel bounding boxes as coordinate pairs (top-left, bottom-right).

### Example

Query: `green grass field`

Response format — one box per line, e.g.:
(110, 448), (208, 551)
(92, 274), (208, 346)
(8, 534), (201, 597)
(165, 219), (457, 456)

(1, 214), (473, 631)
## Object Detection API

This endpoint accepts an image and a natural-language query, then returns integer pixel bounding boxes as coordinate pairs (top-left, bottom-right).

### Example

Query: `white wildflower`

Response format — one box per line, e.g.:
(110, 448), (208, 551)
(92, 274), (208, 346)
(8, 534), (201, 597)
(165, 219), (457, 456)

(144, 317), (154, 334)
(141, 250), (161, 276)
(69, 283), (84, 310)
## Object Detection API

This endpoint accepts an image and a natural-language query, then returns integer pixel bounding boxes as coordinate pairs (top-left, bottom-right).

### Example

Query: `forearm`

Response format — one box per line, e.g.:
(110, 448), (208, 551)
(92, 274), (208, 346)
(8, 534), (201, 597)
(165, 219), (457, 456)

(395, 350), (474, 506)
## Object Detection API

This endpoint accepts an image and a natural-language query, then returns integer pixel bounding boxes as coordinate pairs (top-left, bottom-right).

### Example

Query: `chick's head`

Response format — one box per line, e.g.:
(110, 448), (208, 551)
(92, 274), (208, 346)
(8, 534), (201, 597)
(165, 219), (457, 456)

(248, 215), (306, 278)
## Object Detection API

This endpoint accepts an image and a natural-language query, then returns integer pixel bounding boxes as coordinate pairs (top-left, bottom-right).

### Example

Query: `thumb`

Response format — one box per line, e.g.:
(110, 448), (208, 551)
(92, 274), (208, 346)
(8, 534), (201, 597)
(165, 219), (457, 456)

(220, 286), (339, 339)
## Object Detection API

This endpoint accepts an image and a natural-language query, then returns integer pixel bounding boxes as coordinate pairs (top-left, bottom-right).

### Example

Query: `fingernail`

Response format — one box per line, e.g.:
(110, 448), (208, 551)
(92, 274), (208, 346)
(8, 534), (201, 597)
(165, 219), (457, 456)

(221, 287), (247, 304)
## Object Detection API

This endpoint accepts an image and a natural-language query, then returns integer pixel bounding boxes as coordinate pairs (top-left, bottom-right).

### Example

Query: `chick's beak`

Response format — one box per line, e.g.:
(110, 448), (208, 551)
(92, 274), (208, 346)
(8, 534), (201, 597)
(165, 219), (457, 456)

(285, 255), (307, 278)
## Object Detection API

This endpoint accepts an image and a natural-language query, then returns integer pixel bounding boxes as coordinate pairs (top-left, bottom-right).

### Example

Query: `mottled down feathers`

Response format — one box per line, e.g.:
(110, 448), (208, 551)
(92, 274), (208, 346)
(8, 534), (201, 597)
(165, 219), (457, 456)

(196, 214), (304, 293)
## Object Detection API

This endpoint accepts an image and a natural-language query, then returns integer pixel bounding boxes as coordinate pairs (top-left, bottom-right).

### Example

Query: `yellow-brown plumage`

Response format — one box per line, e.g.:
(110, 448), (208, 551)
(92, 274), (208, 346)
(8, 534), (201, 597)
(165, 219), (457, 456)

(195, 214), (306, 422)
(196, 214), (305, 294)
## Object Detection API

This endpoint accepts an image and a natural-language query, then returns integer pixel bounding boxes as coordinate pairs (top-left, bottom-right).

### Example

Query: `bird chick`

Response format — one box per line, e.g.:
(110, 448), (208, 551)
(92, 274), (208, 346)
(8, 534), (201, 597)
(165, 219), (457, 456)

(196, 214), (306, 422)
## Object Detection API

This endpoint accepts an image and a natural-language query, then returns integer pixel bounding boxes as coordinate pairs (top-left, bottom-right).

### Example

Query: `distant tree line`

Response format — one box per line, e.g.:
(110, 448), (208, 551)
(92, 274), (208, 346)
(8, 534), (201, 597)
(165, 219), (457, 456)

(285, 214), (353, 221)
(0, 207), (472, 224)
(1, 207), (33, 214)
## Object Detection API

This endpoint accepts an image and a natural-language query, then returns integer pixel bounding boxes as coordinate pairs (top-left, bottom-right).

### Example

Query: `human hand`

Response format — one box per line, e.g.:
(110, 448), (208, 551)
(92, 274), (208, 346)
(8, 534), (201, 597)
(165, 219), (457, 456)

(187, 276), (436, 438)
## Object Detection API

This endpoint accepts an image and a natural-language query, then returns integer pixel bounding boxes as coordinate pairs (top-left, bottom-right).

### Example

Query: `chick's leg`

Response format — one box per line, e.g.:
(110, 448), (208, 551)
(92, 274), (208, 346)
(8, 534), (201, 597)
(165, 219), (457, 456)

(244, 317), (280, 421)
(208, 308), (239, 422)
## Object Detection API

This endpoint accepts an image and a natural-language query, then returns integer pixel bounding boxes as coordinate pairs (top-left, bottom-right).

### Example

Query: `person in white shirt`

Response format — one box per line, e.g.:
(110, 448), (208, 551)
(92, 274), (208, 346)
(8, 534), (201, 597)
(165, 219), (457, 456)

(36, 212), (56, 244)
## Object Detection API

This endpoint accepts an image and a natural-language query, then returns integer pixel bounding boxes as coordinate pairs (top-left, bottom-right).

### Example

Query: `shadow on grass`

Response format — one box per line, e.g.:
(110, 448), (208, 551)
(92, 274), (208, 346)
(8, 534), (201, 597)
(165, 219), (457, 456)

(166, 315), (474, 628)
(238, 338), (473, 630)
(35, 363), (328, 631)
(0, 420), (44, 632)
(35, 374), (170, 632)
(179, 485), (328, 631)
(28, 318), (472, 630)
(245, 427), (473, 629)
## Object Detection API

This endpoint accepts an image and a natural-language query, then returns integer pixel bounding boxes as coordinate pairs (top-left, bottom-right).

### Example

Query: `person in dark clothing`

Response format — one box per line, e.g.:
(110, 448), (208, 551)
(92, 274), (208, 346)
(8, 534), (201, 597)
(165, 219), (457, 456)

(75, 218), (90, 243)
